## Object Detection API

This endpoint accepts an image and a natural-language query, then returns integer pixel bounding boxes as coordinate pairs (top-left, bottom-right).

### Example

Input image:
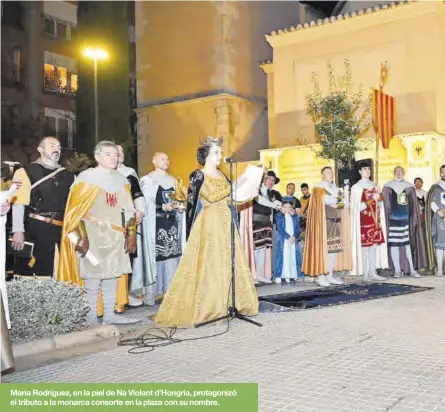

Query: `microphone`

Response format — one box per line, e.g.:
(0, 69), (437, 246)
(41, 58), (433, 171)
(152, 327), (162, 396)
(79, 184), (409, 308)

(224, 156), (236, 163)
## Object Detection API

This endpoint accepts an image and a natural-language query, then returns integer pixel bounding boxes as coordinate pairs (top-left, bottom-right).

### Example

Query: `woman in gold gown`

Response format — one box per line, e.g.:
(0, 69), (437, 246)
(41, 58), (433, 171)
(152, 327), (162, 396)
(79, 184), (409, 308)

(155, 137), (259, 328)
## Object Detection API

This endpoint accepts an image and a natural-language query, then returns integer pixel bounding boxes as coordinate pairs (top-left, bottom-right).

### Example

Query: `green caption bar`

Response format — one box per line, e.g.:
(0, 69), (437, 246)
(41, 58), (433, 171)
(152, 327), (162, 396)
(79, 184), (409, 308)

(1, 383), (258, 412)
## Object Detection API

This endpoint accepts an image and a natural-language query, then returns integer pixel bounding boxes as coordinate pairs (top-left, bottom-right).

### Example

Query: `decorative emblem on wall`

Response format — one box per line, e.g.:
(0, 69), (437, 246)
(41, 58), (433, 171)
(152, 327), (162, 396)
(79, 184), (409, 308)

(412, 141), (425, 161)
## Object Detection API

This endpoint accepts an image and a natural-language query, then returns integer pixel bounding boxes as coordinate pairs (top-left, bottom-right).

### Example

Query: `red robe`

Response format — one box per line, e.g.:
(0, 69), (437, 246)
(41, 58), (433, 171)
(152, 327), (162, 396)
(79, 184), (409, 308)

(360, 188), (385, 247)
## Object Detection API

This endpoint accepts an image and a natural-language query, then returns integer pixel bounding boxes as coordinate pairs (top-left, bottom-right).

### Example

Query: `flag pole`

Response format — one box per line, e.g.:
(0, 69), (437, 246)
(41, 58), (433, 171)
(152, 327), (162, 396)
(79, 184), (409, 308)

(375, 61), (389, 186)
(374, 98), (379, 186)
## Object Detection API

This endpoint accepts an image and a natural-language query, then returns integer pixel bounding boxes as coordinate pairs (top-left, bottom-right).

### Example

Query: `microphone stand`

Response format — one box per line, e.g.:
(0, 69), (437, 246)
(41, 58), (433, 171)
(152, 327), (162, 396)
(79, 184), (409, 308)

(195, 159), (262, 328)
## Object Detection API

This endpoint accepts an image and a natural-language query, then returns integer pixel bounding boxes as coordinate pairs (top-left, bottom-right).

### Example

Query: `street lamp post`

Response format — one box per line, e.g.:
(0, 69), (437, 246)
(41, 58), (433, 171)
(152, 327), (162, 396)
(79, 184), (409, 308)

(93, 57), (98, 144)
(83, 48), (108, 145)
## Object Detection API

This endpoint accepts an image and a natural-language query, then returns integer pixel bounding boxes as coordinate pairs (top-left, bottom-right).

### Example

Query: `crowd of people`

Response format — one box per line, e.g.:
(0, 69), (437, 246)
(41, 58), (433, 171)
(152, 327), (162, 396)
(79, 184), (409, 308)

(0, 135), (443, 330)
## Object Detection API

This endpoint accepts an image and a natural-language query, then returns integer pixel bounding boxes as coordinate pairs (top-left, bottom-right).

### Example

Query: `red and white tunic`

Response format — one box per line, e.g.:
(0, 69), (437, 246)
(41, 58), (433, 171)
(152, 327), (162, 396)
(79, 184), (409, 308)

(360, 188), (385, 247)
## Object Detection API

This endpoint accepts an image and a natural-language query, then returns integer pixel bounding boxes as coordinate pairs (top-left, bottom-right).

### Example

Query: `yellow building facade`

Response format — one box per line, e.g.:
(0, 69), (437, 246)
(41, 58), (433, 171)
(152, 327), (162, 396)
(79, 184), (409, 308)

(259, 1), (445, 193)
(134, 1), (322, 182)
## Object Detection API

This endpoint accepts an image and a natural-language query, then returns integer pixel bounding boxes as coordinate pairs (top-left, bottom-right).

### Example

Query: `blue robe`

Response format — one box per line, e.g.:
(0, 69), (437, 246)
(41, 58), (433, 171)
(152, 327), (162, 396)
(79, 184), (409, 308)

(274, 213), (303, 279)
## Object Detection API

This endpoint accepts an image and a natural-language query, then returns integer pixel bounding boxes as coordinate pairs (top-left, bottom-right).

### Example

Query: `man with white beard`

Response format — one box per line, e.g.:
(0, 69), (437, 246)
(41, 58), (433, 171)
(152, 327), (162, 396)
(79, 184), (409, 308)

(350, 160), (387, 281)
(131, 152), (186, 304)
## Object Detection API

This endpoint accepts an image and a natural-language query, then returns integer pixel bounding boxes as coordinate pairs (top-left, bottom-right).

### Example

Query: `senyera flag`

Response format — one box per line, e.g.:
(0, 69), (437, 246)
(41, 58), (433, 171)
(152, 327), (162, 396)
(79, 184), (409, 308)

(372, 88), (396, 149)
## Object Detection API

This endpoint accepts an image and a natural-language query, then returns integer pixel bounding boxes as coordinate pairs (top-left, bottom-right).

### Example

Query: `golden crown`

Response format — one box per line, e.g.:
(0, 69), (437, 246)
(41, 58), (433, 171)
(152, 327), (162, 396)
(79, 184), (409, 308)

(199, 136), (224, 148)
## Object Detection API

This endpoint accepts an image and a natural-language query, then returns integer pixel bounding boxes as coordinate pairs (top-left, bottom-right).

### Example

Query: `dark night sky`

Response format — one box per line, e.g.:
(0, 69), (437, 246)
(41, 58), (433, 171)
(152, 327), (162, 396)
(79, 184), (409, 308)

(301, 1), (341, 16)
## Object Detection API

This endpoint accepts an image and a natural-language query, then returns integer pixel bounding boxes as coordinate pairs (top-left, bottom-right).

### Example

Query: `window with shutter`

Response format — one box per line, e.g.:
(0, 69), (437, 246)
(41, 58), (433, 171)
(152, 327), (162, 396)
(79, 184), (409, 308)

(56, 22), (67, 39)
(44, 17), (55, 35)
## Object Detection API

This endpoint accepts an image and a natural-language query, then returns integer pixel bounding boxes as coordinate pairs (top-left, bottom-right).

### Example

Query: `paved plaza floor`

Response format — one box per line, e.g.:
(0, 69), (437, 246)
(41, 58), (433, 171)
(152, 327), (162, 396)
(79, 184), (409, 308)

(3, 276), (445, 412)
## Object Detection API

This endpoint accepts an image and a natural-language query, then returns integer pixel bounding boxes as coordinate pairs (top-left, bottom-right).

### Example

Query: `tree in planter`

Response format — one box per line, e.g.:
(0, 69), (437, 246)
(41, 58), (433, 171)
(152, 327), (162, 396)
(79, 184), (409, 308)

(305, 60), (372, 179)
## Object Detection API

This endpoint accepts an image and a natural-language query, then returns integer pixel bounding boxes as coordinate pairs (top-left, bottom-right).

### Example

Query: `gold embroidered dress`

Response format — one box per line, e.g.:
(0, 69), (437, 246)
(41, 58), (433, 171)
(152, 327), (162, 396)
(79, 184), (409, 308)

(155, 174), (259, 328)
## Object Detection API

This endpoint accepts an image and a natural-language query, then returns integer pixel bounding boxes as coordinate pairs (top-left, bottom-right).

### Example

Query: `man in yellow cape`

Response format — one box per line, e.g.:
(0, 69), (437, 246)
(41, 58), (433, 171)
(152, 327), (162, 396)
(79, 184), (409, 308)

(57, 141), (140, 325)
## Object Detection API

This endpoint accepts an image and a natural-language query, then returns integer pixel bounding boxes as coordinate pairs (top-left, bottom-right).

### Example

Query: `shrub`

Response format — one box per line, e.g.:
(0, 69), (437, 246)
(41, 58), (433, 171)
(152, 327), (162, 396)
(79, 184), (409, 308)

(64, 152), (95, 174)
(7, 278), (89, 343)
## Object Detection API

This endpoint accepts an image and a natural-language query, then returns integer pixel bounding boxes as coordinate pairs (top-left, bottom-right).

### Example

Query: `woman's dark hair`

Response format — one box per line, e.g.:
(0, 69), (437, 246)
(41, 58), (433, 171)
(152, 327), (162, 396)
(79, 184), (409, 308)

(197, 146), (211, 166)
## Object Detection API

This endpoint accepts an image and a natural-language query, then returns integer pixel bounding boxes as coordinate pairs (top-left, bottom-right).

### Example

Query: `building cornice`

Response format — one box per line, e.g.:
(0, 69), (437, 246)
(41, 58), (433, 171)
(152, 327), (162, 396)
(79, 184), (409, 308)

(266, 1), (441, 48)
(398, 131), (445, 140)
(259, 61), (273, 74)
(258, 132), (445, 153)
(135, 91), (267, 112)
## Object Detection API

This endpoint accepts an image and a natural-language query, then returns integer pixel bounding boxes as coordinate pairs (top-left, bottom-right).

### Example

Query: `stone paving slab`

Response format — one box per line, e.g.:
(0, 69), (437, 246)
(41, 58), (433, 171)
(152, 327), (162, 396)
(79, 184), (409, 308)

(3, 276), (445, 412)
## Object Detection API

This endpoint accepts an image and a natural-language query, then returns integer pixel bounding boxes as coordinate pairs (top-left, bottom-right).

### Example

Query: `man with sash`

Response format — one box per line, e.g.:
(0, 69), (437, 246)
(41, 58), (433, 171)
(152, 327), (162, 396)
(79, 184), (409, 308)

(10, 137), (75, 277)
(58, 141), (140, 325)
(425, 165), (445, 277)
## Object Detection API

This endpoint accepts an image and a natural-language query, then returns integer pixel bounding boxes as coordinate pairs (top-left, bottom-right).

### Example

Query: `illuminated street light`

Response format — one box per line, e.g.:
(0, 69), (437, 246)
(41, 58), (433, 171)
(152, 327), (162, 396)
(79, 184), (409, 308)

(83, 47), (108, 61)
(83, 47), (108, 144)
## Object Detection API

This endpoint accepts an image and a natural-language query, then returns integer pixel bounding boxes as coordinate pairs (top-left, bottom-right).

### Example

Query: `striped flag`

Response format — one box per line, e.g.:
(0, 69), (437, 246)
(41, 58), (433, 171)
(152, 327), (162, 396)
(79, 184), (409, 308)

(372, 88), (396, 149)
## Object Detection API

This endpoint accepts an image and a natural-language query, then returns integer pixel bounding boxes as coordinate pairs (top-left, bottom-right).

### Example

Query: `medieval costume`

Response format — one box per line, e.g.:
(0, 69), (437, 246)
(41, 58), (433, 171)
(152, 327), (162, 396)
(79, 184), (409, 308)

(239, 172), (281, 283)
(116, 164), (145, 309)
(1, 198), (14, 372)
(298, 191), (311, 273)
(382, 180), (428, 277)
(273, 197), (302, 283)
(350, 171), (388, 281)
(57, 167), (140, 325)
(299, 193), (311, 234)
(10, 159), (75, 277)
(425, 180), (445, 276)
(416, 188), (427, 223)
(269, 176), (283, 278)
(302, 179), (348, 287)
(155, 163), (262, 328)
(117, 164), (145, 225)
(131, 170), (186, 304)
